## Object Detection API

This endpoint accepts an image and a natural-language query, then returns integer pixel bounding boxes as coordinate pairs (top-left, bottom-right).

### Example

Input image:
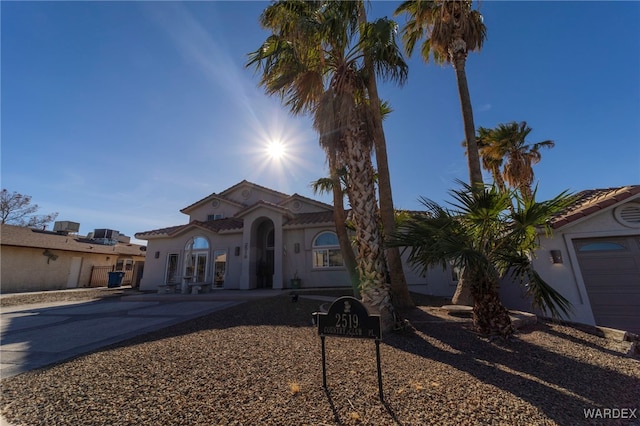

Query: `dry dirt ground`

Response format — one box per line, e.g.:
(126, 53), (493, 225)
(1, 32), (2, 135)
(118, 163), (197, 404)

(1, 290), (639, 425)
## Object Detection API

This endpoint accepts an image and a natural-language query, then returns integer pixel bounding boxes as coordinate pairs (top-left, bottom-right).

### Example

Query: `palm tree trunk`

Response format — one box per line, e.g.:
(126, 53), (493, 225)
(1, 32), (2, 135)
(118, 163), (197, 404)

(327, 152), (360, 297)
(343, 115), (395, 333)
(357, 3), (414, 310)
(451, 49), (482, 306)
(451, 269), (474, 306)
(492, 166), (507, 194)
(453, 53), (483, 187)
(470, 271), (513, 337)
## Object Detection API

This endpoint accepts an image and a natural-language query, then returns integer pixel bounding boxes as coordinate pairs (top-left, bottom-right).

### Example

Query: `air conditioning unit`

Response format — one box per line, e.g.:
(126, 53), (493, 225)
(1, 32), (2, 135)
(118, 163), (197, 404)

(93, 229), (120, 239)
(117, 235), (131, 244)
(92, 229), (120, 245)
(53, 221), (80, 234)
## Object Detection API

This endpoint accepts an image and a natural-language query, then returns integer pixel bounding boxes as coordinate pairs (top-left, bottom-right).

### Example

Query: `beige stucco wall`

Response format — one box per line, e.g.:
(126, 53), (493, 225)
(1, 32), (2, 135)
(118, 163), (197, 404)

(188, 201), (241, 223)
(140, 223), (356, 292)
(501, 200), (640, 326)
(0, 246), (138, 293)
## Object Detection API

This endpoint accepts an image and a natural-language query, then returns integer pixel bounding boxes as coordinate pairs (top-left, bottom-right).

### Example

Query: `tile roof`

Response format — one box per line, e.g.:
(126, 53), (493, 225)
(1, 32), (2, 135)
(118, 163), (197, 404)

(180, 193), (245, 214)
(284, 211), (336, 227)
(192, 218), (244, 232)
(219, 179), (290, 199)
(234, 200), (293, 218)
(1, 224), (146, 256)
(134, 224), (188, 239)
(180, 180), (294, 214)
(135, 218), (244, 239)
(550, 185), (640, 229)
(135, 211), (335, 239)
(280, 193), (334, 210)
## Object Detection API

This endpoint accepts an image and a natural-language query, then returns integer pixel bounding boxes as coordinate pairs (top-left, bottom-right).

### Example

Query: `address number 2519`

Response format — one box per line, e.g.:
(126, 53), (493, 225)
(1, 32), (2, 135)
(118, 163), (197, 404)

(335, 313), (359, 329)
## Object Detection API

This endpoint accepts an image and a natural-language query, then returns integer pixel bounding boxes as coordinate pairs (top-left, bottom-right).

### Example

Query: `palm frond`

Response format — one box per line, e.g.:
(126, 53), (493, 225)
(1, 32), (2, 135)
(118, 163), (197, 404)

(509, 261), (573, 318)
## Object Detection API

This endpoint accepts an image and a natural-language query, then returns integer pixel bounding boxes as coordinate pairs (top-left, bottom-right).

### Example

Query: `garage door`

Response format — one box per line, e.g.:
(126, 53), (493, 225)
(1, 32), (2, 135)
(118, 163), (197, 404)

(574, 236), (640, 334)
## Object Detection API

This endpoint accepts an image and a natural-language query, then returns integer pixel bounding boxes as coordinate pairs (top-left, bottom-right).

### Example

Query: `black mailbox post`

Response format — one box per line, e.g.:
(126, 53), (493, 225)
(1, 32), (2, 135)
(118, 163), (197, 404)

(314, 296), (384, 401)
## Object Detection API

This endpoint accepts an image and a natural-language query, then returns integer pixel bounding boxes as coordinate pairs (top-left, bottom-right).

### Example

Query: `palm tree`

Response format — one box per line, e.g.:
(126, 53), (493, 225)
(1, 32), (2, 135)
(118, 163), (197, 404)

(394, 0), (486, 187)
(248, 1), (407, 331)
(391, 182), (573, 337)
(311, 168), (360, 298)
(477, 121), (555, 198)
(463, 127), (508, 198)
(357, 4), (414, 309)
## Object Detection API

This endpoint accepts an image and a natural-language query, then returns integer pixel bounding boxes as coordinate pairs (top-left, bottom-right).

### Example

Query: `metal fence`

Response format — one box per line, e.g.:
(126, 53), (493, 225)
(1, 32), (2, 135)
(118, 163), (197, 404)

(90, 264), (142, 287)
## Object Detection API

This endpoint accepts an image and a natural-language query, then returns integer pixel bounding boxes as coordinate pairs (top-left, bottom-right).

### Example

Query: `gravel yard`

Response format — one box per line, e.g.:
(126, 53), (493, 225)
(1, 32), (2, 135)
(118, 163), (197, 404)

(1, 291), (639, 425)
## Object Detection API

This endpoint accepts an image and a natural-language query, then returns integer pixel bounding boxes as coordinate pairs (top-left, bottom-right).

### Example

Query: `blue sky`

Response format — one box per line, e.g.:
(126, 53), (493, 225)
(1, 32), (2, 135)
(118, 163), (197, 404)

(2, 1), (639, 244)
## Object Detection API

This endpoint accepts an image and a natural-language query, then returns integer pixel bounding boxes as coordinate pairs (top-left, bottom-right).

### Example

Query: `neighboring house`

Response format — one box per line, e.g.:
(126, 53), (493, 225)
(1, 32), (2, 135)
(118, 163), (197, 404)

(501, 185), (640, 334)
(135, 180), (453, 295)
(1, 223), (146, 293)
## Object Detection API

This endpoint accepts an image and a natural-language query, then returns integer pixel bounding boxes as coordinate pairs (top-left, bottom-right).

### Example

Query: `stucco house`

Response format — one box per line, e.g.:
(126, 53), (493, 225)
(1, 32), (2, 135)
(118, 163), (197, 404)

(135, 180), (639, 334)
(1, 223), (146, 293)
(501, 185), (640, 334)
(135, 180), (453, 295)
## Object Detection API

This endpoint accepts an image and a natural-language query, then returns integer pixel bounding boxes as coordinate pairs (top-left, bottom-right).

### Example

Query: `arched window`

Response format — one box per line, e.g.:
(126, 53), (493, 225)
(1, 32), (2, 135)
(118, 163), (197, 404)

(187, 236), (209, 250)
(312, 231), (343, 268)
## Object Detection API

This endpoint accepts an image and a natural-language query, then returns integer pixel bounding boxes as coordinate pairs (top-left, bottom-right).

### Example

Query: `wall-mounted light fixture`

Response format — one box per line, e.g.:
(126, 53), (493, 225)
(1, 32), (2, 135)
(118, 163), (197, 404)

(234, 246), (241, 256)
(43, 249), (58, 264)
(154, 251), (160, 259)
(550, 250), (563, 264)
(294, 243), (300, 253)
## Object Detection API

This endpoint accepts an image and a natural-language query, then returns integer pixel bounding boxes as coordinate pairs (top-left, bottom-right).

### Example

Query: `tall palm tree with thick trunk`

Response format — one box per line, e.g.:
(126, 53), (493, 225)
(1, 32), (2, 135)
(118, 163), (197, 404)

(395, 0), (486, 186)
(248, 0), (407, 331)
(477, 121), (555, 198)
(358, 4), (414, 309)
(391, 183), (573, 337)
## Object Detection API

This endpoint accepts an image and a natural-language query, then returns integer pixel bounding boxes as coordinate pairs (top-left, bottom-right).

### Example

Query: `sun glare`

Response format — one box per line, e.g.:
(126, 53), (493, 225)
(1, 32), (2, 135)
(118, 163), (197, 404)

(267, 141), (286, 159)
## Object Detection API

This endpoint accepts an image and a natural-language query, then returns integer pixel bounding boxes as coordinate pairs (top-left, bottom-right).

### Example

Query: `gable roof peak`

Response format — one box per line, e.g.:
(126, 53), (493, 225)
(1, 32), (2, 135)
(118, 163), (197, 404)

(218, 180), (290, 199)
(550, 184), (640, 229)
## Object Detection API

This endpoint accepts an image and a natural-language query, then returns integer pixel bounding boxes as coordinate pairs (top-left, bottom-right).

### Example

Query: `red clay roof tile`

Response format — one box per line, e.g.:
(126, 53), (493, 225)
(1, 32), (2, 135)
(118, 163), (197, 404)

(550, 185), (640, 229)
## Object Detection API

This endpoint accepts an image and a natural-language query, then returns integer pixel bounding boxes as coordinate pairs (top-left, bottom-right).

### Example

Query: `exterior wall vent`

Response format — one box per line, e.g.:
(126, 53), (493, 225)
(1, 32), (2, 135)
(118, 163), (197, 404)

(614, 202), (640, 228)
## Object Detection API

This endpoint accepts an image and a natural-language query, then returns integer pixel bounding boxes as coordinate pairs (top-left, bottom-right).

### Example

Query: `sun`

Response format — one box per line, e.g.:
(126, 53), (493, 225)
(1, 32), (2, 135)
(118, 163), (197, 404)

(267, 140), (286, 159)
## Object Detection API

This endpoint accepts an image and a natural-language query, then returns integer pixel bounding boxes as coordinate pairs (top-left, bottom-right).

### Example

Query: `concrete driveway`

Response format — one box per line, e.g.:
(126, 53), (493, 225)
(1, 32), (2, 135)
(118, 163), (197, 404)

(0, 290), (280, 380)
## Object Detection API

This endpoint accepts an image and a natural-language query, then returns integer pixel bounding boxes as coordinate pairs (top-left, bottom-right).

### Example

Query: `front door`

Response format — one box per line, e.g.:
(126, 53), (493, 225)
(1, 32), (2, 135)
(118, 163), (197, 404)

(67, 257), (82, 288)
(256, 221), (274, 288)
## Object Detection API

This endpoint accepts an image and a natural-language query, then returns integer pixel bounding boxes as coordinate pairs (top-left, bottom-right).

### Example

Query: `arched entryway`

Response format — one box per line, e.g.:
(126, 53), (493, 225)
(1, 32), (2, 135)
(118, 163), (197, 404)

(255, 219), (274, 288)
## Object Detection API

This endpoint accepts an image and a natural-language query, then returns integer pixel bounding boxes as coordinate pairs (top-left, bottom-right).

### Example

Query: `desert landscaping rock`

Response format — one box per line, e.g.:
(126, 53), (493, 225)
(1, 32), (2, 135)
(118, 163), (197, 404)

(1, 291), (638, 425)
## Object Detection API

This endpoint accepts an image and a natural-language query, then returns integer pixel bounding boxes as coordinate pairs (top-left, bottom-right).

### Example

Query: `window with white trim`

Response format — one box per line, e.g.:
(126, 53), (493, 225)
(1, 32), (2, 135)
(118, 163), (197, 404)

(166, 253), (179, 283)
(312, 231), (343, 268)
